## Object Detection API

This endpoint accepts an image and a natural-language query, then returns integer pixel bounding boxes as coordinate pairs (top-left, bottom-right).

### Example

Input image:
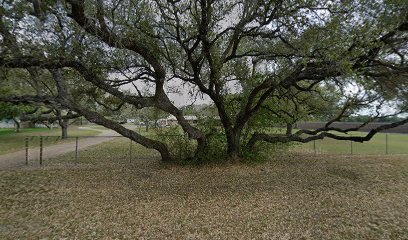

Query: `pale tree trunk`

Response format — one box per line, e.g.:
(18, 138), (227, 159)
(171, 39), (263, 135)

(56, 110), (68, 139)
(145, 121), (149, 132)
(13, 118), (20, 133)
(59, 119), (68, 139)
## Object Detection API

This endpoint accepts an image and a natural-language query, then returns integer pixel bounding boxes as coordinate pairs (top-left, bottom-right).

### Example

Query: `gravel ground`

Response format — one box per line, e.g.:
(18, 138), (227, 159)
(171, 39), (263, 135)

(1, 139), (407, 239)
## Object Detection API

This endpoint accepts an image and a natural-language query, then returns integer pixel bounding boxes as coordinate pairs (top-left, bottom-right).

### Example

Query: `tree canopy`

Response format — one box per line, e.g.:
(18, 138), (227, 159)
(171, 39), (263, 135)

(0, 0), (407, 161)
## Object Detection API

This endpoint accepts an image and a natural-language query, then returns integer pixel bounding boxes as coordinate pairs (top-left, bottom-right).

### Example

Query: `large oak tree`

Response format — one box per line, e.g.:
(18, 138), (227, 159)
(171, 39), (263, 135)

(1, 0), (407, 161)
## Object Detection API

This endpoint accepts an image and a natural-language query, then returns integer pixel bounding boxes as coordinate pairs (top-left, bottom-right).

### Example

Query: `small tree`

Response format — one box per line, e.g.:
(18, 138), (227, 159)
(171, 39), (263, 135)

(0, 102), (24, 132)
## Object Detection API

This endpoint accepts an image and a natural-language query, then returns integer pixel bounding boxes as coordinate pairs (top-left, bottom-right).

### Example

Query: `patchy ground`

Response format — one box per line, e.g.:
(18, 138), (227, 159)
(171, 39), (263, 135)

(0, 139), (407, 239)
(0, 127), (118, 169)
(0, 126), (101, 155)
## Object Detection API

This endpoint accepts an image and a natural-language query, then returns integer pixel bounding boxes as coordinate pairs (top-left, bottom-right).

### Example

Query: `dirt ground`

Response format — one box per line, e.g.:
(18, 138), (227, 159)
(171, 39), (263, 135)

(1, 139), (407, 239)
(0, 128), (118, 169)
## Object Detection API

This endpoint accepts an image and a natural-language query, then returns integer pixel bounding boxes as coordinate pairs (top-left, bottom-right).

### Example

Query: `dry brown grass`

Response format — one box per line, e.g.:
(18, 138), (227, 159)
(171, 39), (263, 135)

(1, 139), (408, 239)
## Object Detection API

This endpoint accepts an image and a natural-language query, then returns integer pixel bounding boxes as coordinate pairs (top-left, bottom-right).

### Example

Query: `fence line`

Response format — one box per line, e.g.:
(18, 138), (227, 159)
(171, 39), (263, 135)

(23, 135), (122, 166)
(21, 132), (408, 166)
(305, 133), (408, 155)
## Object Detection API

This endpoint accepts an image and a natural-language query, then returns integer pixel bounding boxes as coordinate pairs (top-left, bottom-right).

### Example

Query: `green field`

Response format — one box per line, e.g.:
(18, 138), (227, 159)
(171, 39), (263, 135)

(0, 127), (100, 154)
(1, 139), (407, 239)
(296, 132), (408, 155)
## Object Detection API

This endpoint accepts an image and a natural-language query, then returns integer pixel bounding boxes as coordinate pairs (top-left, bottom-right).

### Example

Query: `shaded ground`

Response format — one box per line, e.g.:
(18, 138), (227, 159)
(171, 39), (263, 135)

(0, 128), (118, 169)
(1, 139), (407, 239)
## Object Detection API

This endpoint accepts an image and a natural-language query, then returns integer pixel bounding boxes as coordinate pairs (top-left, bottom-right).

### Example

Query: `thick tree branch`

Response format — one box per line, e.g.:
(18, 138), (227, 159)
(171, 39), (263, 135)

(248, 117), (408, 149)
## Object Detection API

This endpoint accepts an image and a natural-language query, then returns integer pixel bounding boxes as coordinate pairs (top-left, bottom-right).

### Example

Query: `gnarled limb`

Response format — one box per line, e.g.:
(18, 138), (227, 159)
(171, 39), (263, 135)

(51, 68), (174, 161)
(247, 118), (408, 149)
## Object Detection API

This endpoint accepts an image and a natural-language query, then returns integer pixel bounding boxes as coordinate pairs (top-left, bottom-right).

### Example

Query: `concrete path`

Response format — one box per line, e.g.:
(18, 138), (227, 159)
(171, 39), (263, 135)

(0, 128), (119, 170)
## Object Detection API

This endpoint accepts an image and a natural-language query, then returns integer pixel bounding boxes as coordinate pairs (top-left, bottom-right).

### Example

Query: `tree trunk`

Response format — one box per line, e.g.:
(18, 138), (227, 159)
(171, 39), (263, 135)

(226, 129), (242, 160)
(193, 136), (208, 160)
(56, 110), (69, 139)
(286, 123), (293, 136)
(156, 144), (172, 162)
(69, 103), (173, 162)
(13, 118), (20, 133)
(60, 120), (68, 139)
(42, 121), (51, 129)
(145, 121), (149, 132)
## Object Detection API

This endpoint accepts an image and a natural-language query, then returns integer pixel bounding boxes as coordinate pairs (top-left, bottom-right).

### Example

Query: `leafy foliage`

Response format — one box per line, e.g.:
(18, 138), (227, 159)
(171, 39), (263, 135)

(0, 0), (407, 162)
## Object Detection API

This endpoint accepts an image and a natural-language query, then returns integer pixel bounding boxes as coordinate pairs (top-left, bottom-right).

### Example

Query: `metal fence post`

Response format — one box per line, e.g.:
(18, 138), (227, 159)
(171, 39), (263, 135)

(350, 140), (353, 155)
(129, 139), (132, 162)
(25, 136), (29, 165)
(39, 136), (43, 165)
(179, 135), (182, 161)
(75, 137), (79, 162)
(385, 133), (388, 155)
(184, 133), (188, 159)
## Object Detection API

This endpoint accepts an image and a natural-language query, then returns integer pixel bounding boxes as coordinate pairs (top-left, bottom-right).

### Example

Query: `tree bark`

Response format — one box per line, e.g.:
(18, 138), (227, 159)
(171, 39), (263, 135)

(193, 137), (208, 160)
(154, 89), (208, 160)
(286, 123), (293, 136)
(13, 118), (20, 133)
(74, 107), (173, 161)
(59, 119), (68, 139)
(145, 120), (149, 132)
(226, 128), (242, 160)
(56, 110), (69, 139)
(50, 68), (174, 162)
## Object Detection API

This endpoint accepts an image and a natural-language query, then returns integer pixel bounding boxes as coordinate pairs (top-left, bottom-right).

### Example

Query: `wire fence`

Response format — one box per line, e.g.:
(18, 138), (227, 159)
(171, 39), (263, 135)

(296, 133), (408, 155)
(20, 134), (196, 166)
(21, 135), (124, 166)
(18, 132), (408, 166)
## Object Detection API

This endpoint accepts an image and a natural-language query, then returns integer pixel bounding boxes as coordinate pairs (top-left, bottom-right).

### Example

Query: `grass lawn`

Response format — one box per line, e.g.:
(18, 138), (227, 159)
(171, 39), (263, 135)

(85, 124), (111, 130)
(295, 132), (408, 155)
(0, 127), (100, 155)
(1, 139), (407, 239)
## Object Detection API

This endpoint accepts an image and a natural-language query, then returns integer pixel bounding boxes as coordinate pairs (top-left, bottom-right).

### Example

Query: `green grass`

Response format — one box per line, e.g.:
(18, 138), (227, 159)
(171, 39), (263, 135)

(85, 124), (111, 130)
(0, 128), (58, 136)
(0, 127), (100, 154)
(296, 132), (408, 155)
(87, 124), (140, 132)
(1, 139), (407, 239)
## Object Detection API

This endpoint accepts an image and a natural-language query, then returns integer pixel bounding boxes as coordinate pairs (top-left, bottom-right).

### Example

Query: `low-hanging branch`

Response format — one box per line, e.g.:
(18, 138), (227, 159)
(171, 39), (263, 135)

(247, 117), (408, 149)
(20, 112), (81, 123)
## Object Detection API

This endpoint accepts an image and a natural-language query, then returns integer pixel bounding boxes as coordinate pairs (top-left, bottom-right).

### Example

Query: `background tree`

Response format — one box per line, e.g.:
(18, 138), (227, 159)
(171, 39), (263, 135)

(0, 66), (81, 138)
(0, 102), (24, 132)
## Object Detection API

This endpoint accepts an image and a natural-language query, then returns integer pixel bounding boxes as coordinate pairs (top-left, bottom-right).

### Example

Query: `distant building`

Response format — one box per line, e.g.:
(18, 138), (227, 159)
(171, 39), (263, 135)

(158, 115), (198, 127)
(0, 119), (15, 128)
(185, 115), (198, 124)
